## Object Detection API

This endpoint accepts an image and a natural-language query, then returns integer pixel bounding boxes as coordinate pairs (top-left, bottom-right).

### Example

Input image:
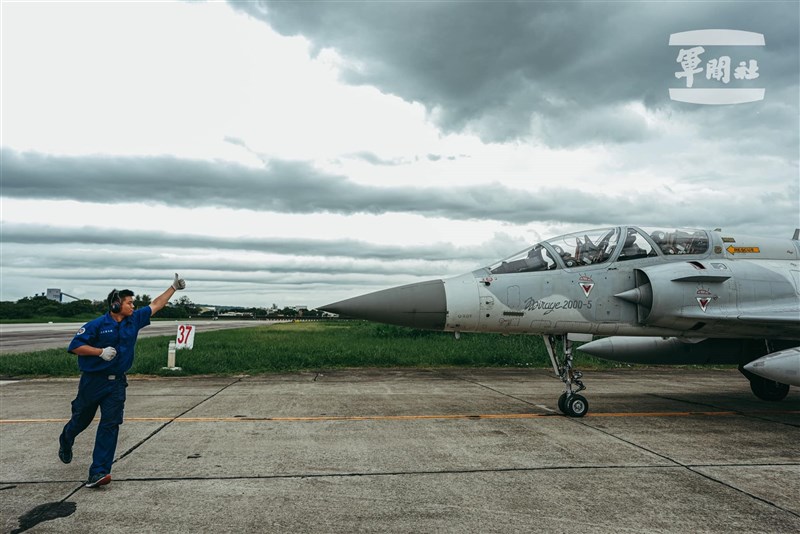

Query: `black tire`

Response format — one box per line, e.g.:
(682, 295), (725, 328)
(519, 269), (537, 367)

(749, 376), (790, 402)
(566, 394), (589, 417)
(558, 392), (568, 414)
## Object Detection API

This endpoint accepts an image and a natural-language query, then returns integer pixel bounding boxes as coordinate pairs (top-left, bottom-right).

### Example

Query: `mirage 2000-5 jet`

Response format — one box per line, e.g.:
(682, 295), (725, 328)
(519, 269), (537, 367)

(320, 226), (800, 417)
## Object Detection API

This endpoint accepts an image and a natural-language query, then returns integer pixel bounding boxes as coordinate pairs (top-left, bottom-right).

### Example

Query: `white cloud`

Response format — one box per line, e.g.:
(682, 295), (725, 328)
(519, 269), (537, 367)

(1, 1), (797, 308)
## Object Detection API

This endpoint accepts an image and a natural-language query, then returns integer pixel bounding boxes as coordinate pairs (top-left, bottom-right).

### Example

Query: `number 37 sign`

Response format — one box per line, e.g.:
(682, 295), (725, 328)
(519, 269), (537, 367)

(176, 324), (195, 349)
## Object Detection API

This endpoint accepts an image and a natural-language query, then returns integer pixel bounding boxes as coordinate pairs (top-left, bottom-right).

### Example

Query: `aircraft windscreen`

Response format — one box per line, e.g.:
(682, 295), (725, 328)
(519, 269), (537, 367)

(489, 244), (556, 273)
(544, 227), (620, 268)
(641, 227), (709, 255)
(490, 228), (619, 273)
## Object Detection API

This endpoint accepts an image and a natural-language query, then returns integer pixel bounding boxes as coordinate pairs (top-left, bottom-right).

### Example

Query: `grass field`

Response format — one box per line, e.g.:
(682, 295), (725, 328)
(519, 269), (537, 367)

(0, 321), (618, 378)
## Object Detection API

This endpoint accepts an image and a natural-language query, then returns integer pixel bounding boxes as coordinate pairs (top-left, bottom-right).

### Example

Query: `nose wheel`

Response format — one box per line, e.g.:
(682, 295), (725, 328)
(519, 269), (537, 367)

(545, 335), (589, 417)
(559, 392), (589, 417)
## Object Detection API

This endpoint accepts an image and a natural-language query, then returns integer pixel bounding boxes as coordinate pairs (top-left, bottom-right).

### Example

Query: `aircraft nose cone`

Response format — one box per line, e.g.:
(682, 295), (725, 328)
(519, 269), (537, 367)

(320, 279), (447, 330)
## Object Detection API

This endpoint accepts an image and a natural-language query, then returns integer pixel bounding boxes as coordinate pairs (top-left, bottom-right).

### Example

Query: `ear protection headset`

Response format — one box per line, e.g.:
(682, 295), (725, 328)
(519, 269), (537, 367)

(110, 290), (121, 313)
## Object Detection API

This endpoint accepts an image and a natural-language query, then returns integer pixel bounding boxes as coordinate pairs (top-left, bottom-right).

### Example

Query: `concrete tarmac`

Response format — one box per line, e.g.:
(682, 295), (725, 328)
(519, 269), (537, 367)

(1, 368), (798, 533)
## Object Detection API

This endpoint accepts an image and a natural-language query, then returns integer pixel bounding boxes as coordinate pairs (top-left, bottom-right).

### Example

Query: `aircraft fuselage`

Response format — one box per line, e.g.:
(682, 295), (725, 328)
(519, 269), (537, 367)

(321, 226), (800, 412)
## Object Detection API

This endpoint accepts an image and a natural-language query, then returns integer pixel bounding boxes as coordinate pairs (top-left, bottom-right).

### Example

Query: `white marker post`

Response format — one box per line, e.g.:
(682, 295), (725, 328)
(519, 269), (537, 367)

(163, 324), (194, 371)
(163, 340), (181, 371)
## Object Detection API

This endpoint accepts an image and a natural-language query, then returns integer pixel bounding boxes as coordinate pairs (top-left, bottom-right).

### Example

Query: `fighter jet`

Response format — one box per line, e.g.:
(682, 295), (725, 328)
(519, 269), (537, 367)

(320, 226), (800, 417)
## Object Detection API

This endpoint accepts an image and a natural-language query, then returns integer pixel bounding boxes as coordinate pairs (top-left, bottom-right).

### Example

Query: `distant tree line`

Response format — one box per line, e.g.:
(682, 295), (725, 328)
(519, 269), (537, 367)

(200, 307), (325, 319)
(0, 294), (324, 321)
(1, 294), (198, 320)
(0, 296), (100, 320)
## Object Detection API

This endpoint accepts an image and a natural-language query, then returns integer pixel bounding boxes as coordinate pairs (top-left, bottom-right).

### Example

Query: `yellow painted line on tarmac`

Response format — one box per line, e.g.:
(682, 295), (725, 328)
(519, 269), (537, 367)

(1, 410), (798, 424)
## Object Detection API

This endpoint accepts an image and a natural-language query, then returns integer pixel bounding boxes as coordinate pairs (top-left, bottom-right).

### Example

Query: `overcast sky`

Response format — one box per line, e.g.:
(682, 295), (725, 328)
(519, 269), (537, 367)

(2, 1), (798, 309)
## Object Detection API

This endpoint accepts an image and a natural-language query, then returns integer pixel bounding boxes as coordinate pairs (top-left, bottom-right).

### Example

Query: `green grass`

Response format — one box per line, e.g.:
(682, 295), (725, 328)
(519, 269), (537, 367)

(0, 321), (618, 378)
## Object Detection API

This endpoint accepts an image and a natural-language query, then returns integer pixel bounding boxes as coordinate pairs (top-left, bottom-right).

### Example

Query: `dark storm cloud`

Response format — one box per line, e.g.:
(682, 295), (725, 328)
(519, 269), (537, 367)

(0, 222), (486, 262)
(1, 243), (451, 278)
(230, 1), (798, 149)
(2, 260), (420, 290)
(7, 148), (795, 231)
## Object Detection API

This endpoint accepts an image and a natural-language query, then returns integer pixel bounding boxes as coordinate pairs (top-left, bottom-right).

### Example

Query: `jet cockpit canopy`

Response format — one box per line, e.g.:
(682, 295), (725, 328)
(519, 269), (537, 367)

(489, 226), (709, 274)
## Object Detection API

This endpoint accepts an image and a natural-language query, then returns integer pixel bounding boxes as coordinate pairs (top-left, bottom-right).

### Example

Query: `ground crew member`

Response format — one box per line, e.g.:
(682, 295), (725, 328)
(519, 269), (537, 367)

(58, 273), (186, 488)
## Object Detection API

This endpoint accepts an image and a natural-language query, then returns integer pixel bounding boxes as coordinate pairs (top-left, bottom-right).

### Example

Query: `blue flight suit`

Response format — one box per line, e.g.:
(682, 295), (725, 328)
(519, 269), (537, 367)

(62, 306), (152, 478)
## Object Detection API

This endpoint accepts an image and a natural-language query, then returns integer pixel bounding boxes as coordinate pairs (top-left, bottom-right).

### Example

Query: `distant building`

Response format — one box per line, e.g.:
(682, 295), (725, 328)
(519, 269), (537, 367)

(219, 311), (253, 318)
(45, 289), (80, 303)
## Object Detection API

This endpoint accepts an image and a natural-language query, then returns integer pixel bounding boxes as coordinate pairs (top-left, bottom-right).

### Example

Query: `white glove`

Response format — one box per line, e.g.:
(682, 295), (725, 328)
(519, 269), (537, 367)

(171, 273), (186, 290)
(99, 347), (117, 361)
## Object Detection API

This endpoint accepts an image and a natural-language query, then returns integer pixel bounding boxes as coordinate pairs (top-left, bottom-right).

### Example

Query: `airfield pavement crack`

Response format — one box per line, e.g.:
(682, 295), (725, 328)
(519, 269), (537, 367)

(683, 467), (800, 519)
(434, 370), (549, 410)
(6, 460), (797, 487)
(439, 370), (800, 520)
(571, 418), (800, 520)
(8, 376), (247, 534)
(73, 463), (736, 483)
(114, 377), (243, 464)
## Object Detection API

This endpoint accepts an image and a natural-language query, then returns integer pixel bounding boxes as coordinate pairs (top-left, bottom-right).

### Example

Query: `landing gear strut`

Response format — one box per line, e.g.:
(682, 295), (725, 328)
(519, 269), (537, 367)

(544, 335), (589, 417)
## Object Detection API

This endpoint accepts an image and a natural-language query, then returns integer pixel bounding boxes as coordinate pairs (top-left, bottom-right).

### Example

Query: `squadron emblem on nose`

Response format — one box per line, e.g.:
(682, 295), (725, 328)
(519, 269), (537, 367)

(696, 288), (715, 312)
(579, 275), (594, 297)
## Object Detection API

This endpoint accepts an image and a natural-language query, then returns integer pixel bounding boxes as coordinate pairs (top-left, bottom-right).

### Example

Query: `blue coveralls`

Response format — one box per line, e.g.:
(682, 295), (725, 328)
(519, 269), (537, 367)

(62, 306), (151, 478)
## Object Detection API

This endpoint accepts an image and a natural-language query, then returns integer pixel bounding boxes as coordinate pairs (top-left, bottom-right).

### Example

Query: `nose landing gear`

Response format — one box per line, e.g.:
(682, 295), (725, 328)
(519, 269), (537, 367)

(545, 335), (589, 417)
